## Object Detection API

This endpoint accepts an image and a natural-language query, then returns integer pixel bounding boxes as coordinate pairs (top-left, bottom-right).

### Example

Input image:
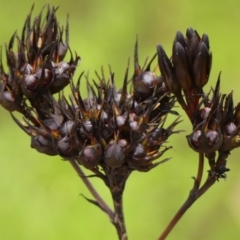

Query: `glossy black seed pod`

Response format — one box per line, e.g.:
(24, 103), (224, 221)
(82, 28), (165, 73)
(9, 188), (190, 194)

(78, 144), (102, 169)
(31, 134), (58, 156)
(104, 142), (126, 168)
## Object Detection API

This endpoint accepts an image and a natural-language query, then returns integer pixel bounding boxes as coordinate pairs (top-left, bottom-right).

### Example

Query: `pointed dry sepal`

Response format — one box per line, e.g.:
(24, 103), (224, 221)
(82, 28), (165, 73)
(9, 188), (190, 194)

(128, 145), (172, 172)
(234, 102), (240, 125)
(222, 92), (234, 124)
(172, 39), (192, 91)
(193, 41), (212, 89)
(133, 36), (141, 79)
(175, 31), (186, 48)
(57, 13), (69, 61)
(157, 44), (181, 96)
(10, 113), (35, 136)
(157, 44), (188, 113)
(186, 28), (201, 62)
(118, 59), (129, 107)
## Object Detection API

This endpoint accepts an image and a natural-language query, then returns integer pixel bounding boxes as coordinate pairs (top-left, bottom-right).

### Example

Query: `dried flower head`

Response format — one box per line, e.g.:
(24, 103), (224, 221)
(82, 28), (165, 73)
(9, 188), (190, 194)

(0, 5), (180, 179)
(2, 4), (240, 240)
(157, 28), (212, 122)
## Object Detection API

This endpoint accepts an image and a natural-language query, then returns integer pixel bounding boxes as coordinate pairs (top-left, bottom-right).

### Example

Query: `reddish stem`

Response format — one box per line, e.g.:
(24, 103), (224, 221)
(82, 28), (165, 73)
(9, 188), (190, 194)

(69, 159), (114, 220)
(158, 153), (215, 240)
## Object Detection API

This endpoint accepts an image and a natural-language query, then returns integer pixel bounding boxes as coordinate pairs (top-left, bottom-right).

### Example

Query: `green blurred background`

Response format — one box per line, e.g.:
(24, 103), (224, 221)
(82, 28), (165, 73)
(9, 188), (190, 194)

(1, 0), (240, 239)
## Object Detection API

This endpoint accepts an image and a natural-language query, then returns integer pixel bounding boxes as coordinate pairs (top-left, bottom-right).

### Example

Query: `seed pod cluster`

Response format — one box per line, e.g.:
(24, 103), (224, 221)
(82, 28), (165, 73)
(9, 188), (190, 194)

(186, 77), (240, 178)
(187, 78), (223, 154)
(0, 5), (80, 113)
(11, 57), (179, 172)
(157, 28), (212, 122)
(187, 77), (240, 153)
(0, 6), (180, 174)
(156, 27), (240, 178)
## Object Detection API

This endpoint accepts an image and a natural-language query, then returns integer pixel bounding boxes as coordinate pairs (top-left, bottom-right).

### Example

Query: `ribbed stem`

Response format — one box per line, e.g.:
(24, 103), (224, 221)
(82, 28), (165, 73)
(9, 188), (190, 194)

(158, 176), (215, 240)
(105, 167), (131, 240)
(69, 160), (114, 219)
(158, 153), (216, 240)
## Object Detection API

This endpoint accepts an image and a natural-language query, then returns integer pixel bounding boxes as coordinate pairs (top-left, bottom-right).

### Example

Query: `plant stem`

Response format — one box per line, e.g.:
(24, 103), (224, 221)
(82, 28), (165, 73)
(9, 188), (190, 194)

(158, 153), (216, 240)
(69, 159), (114, 220)
(106, 167), (131, 240)
(193, 153), (204, 191)
(112, 191), (128, 240)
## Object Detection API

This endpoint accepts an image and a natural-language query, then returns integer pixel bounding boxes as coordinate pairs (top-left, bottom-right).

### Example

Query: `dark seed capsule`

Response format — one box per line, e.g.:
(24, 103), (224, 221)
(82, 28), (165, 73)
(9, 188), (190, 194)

(0, 90), (18, 111)
(133, 71), (158, 100)
(116, 112), (128, 128)
(20, 63), (33, 75)
(60, 120), (74, 136)
(78, 144), (102, 168)
(23, 74), (37, 92)
(118, 139), (128, 149)
(205, 130), (218, 146)
(35, 68), (53, 86)
(132, 143), (146, 160)
(129, 113), (139, 131)
(200, 107), (211, 120)
(31, 135), (58, 156)
(191, 130), (202, 147)
(50, 61), (77, 94)
(104, 143), (125, 168)
(57, 137), (78, 157)
(225, 122), (236, 136)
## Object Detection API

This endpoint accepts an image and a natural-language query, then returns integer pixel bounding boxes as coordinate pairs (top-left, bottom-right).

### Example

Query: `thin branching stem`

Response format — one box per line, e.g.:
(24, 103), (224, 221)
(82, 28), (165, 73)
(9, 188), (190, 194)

(105, 167), (131, 240)
(69, 159), (114, 220)
(158, 153), (215, 240)
(112, 191), (128, 240)
(193, 153), (204, 191)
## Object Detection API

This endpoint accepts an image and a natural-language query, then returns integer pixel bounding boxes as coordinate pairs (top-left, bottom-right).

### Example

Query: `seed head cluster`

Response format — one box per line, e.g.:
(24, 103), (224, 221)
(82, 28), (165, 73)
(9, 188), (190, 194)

(158, 28), (240, 179)
(0, 6), (180, 174)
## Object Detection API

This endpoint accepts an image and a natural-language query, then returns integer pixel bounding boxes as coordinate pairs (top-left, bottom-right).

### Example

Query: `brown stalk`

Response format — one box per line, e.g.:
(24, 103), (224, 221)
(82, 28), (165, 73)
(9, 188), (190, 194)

(158, 152), (216, 240)
(105, 167), (132, 240)
(69, 159), (114, 220)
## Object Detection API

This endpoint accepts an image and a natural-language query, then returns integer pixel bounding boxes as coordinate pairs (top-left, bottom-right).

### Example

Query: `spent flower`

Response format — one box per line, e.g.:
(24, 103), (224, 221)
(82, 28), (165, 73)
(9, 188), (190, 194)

(2, 4), (240, 240)
(0, 7), (182, 238)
